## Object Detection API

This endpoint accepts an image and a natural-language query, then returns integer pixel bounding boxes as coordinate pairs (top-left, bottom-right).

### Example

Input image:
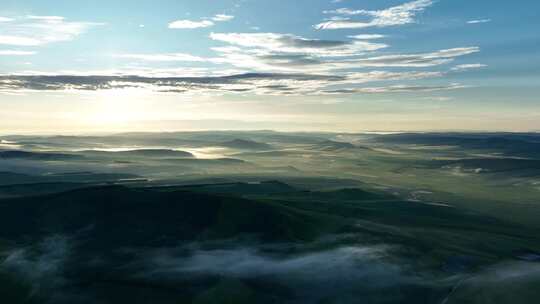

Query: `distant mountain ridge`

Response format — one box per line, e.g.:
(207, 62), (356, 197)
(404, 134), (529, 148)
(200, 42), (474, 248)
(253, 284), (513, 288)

(0, 150), (81, 160)
(219, 139), (272, 150)
(84, 149), (194, 158)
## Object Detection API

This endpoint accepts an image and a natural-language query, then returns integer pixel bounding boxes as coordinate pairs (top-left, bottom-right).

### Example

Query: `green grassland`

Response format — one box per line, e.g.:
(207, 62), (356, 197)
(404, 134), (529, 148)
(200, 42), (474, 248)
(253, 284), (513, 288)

(1, 131), (539, 303)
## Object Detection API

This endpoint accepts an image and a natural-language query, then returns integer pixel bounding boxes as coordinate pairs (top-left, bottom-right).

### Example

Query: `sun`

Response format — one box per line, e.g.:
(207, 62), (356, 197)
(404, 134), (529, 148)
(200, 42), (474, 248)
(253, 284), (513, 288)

(88, 88), (149, 126)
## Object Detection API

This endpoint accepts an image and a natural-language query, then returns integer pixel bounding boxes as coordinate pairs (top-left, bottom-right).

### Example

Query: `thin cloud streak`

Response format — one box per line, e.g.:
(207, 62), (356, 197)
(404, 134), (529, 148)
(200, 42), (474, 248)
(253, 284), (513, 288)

(322, 83), (466, 94)
(169, 14), (235, 29)
(209, 32), (388, 56)
(349, 34), (386, 40)
(209, 40), (479, 71)
(0, 71), (458, 96)
(168, 19), (214, 29)
(0, 15), (103, 46)
(467, 19), (491, 24)
(451, 63), (487, 71)
(315, 0), (434, 30)
(212, 14), (235, 22)
(0, 50), (37, 55)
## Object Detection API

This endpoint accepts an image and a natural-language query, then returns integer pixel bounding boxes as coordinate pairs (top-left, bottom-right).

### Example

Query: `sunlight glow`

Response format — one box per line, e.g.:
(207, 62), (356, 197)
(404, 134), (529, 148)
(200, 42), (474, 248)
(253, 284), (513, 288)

(88, 88), (152, 125)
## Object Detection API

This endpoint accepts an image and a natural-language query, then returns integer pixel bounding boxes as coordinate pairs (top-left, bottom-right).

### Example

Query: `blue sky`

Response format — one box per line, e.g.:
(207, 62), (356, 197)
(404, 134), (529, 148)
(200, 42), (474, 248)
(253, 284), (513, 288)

(0, 0), (539, 133)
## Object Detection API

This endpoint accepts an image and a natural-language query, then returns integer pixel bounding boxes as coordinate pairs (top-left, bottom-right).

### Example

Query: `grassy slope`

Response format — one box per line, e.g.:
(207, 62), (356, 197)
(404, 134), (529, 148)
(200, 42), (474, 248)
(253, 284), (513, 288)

(0, 185), (345, 245)
(1, 183), (539, 303)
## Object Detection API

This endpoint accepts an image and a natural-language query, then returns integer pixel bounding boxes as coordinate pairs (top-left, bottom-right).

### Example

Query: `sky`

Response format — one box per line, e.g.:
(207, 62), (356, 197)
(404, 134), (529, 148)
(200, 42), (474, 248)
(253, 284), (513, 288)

(0, 0), (539, 134)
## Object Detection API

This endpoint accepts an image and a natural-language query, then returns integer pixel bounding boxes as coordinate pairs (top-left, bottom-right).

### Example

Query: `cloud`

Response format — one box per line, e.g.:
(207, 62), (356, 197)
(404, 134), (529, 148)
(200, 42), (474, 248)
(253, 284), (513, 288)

(138, 244), (423, 303)
(208, 32), (394, 72)
(322, 83), (466, 94)
(210, 33), (387, 72)
(145, 246), (397, 280)
(0, 70), (455, 96)
(0, 37), (475, 96)
(0, 15), (103, 46)
(168, 19), (214, 29)
(1, 235), (70, 297)
(0, 35), (42, 46)
(451, 63), (487, 71)
(26, 15), (65, 21)
(0, 73), (337, 96)
(467, 19), (491, 24)
(135, 242), (469, 303)
(114, 40), (392, 68)
(0, 50), (36, 56)
(169, 14), (234, 29)
(0, 20), (478, 97)
(210, 42), (478, 72)
(210, 32), (387, 57)
(0, 41), (474, 96)
(342, 47), (480, 68)
(5, 66), (215, 78)
(207, 31), (477, 72)
(438, 261), (540, 303)
(315, 0), (433, 30)
(344, 70), (443, 83)
(212, 14), (235, 22)
(0, 17), (14, 22)
(349, 34), (386, 40)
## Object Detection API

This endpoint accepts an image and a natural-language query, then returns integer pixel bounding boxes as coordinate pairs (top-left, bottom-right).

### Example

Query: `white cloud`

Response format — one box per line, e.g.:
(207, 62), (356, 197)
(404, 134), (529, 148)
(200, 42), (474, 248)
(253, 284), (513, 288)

(0, 16), (103, 46)
(210, 32), (387, 57)
(467, 19), (491, 24)
(426, 47), (480, 58)
(0, 70), (454, 96)
(0, 35), (42, 46)
(0, 17), (14, 22)
(169, 14), (234, 29)
(26, 15), (65, 21)
(0, 50), (36, 56)
(451, 63), (487, 71)
(315, 0), (433, 30)
(344, 71), (443, 84)
(168, 19), (214, 29)
(208, 32), (402, 72)
(343, 47), (480, 68)
(349, 34), (386, 40)
(207, 36), (478, 72)
(323, 83), (466, 94)
(212, 14), (235, 22)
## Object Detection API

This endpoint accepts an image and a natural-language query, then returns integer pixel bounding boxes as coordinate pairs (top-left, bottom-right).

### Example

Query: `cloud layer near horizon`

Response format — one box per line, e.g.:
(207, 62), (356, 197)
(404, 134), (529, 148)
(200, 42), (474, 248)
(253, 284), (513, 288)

(0, 71), (464, 96)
